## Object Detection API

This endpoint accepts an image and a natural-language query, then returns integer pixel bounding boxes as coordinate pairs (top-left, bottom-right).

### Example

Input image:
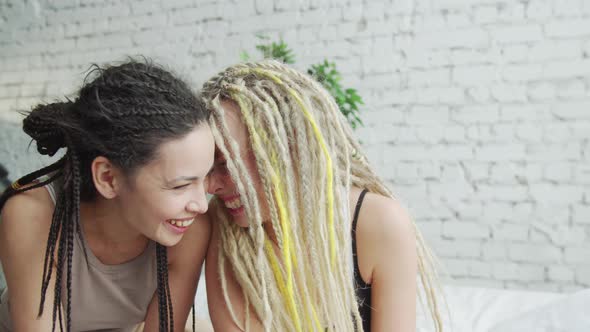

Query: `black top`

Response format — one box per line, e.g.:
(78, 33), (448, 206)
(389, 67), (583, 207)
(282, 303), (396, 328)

(352, 189), (371, 331)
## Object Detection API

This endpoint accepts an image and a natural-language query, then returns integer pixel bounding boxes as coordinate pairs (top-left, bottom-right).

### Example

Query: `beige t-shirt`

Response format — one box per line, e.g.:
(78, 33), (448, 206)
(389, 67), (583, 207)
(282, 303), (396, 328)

(0, 181), (157, 331)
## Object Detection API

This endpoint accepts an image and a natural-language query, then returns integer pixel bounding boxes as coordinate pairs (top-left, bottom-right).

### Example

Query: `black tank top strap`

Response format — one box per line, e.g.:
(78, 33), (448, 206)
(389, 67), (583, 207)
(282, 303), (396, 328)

(351, 189), (372, 331)
(352, 189), (369, 234)
(352, 188), (369, 281)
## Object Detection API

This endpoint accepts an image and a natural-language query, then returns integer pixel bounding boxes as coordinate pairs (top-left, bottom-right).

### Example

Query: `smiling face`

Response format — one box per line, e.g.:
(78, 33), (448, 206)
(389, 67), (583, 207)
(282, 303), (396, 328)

(115, 123), (215, 246)
(206, 99), (270, 228)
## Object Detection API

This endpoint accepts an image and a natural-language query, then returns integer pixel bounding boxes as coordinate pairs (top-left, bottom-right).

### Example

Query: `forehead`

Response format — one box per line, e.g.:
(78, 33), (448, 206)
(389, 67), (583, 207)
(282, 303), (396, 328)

(145, 124), (215, 175)
(157, 125), (213, 157)
(219, 98), (248, 148)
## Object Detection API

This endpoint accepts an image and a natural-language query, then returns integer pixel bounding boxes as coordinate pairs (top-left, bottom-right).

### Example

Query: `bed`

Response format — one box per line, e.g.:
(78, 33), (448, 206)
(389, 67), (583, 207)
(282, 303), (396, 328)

(417, 285), (589, 332)
(194, 281), (590, 331)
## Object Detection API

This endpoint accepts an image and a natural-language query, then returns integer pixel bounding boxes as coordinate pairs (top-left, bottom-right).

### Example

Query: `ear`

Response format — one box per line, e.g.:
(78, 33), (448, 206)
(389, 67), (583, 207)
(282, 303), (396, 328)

(91, 156), (121, 199)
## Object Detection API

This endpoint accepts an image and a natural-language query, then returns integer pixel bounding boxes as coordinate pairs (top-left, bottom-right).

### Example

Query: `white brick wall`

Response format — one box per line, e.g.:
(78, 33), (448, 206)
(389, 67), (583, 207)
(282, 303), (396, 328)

(1, 0), (589, 292)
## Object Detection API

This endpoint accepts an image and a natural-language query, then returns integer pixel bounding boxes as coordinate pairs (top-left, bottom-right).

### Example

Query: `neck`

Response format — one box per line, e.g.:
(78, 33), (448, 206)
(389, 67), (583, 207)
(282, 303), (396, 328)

(80, 197), (146, 247)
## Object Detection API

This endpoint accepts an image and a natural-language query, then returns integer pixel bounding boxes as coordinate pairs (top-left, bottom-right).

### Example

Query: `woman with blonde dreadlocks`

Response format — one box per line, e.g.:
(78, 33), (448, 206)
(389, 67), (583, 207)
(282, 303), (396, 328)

(201, 60), (443, 332)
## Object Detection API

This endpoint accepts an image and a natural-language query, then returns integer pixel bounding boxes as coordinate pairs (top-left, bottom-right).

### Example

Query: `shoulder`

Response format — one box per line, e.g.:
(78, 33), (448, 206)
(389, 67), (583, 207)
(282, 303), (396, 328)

(353, 188), (415, 243)
(205, 209), (221, 270)
(204, 210), (257, 330)
(0, 186), (55, 256)
(0, 186), (60, 329)
(167, 213), (211, 267)
(352, 188), (417, 281)
(353, 189), (420, 331)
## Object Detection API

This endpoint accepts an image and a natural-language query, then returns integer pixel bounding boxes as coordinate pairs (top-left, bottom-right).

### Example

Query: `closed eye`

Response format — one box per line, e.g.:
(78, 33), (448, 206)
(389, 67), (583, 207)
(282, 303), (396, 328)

(172, 183), (190, 190)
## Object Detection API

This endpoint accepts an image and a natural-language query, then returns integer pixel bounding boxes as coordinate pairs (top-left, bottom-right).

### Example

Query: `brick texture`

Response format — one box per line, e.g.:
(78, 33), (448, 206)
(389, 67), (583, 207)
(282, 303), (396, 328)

(0, 0), (589, 292)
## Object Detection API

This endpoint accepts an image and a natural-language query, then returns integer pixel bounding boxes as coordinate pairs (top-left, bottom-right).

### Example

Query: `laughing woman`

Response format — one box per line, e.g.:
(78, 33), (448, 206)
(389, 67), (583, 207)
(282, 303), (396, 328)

(0, 60), (214, 332)
(201, 61), (443, 332)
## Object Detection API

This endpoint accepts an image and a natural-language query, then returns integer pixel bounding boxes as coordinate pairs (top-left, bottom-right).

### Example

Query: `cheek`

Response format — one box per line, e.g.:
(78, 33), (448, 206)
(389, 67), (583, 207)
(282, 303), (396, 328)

(222, 173), (237, 190)
(144, 194), (184, 219)
(119, 191), (145, 212)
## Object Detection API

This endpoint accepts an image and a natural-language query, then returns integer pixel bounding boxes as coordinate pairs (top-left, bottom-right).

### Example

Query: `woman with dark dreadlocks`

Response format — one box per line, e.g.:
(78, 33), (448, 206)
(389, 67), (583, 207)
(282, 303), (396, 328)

(0, 59), (214, 332)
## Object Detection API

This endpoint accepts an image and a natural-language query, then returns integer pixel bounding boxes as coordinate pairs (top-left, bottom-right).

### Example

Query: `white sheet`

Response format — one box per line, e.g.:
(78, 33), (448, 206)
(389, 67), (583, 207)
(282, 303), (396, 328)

(194, 276), (210, 320)
(196, 281), (587, 331)
(489, 288), (590, 332)
(418, 285), (574, 332)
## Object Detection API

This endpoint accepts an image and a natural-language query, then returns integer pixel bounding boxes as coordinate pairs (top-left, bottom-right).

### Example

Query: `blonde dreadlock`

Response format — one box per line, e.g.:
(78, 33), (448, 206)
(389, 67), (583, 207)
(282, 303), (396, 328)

(201, 60), (443, 332)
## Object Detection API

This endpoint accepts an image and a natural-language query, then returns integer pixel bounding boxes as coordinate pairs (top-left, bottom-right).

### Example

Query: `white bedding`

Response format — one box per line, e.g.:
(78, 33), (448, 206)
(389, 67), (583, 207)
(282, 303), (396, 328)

(194, 276), (210, 320)
(488, 288), (590, 332)
(195, 280), (589, 331)
(418, 285), (589, 332)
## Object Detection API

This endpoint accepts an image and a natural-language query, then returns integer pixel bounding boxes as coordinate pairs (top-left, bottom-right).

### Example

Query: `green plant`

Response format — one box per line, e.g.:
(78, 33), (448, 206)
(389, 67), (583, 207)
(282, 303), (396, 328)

(242, 36), (364, 129)
(308, 60), (363, 129)
(241, 35), (295, 64)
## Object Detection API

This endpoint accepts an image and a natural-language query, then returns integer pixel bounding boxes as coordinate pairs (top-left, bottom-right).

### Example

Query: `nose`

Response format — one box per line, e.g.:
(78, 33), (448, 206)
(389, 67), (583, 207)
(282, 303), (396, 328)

(206, 172), (223, 195)
(186, 187), (209, 214)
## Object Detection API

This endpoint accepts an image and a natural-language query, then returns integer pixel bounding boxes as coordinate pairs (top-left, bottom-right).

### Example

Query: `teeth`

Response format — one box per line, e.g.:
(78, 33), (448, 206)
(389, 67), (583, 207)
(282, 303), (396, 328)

(224, 197), (242, 209)
(167, 218), (194, 228)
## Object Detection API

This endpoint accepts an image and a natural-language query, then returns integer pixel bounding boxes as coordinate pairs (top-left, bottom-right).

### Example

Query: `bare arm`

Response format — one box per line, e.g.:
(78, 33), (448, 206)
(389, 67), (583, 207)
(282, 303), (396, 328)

(0, 188), (61, 331)
(356, 194), (417, 332)
(143, 214), (211, 332)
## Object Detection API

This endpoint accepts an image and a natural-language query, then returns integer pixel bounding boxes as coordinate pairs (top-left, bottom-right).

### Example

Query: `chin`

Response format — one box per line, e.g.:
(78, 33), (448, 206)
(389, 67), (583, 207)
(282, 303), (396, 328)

(162, 236), (182, 247)
(158, 236), (183, 247)
(152, 227), (184, 247)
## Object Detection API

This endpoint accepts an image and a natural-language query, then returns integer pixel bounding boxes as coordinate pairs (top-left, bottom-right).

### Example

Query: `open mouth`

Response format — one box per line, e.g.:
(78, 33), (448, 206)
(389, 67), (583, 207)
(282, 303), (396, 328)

(166, 218), (194, 227)
(165, 217), (194, 233)
(223, 195), (245, 216)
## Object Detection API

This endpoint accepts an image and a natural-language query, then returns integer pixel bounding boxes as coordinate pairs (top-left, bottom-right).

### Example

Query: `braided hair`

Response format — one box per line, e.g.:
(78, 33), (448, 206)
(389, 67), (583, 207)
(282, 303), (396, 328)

(0, 59), (209, 332)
